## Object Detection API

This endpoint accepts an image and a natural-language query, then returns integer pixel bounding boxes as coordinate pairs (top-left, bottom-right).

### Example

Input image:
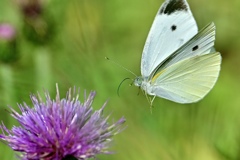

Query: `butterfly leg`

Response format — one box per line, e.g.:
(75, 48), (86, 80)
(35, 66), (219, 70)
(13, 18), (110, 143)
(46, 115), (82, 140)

(150, 95), (156, 106)
(147, 95), (156, 113)
(145, 93), (156, 112)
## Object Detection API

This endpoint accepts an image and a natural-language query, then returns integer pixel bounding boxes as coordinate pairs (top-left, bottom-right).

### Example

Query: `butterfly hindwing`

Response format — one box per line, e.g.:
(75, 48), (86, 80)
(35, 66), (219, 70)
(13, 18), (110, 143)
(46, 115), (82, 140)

(153, 22), (216, 74)
(151, 52), (221, 103)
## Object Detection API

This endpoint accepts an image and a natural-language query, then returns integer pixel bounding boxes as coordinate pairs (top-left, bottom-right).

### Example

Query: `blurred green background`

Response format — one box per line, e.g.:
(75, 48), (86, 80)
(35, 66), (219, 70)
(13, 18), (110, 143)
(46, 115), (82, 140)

(0, 0), (240, 159)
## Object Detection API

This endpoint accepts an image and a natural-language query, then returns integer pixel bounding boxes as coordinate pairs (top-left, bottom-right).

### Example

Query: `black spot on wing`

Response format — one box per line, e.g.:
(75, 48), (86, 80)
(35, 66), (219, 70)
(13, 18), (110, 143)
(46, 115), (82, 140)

(192, 45), (199, 51)
(159, 0), (188, 15)
(171, 25), (177, 31)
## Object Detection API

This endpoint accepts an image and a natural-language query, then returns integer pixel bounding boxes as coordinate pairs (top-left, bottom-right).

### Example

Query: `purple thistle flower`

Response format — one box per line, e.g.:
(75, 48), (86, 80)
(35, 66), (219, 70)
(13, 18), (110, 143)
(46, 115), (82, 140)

(0, 23), (16, 41)
(0, 85), (125, 160)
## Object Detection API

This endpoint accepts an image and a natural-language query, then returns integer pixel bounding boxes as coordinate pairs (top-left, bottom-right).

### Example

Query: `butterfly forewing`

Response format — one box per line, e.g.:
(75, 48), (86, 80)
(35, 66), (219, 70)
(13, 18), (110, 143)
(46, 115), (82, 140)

(141, 0), (198, 77)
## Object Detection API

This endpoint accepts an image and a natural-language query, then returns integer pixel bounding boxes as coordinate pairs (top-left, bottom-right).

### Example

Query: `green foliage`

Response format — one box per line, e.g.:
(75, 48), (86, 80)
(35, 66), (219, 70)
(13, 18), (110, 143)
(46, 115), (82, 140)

(0, 0), (240, 159)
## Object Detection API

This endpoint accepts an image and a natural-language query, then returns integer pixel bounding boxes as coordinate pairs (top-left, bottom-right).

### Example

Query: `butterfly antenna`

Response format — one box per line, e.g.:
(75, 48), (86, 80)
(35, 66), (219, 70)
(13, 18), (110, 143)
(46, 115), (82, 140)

(105, 57), (137, 77)
(117, 77), (131, 96)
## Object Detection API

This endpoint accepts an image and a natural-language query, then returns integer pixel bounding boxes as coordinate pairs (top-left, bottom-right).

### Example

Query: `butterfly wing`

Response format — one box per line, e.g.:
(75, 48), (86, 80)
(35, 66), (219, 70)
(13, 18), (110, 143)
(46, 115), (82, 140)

(157, 22), (216, 71)
(150, 52), (221, 103)
(141, 0), (198, 77)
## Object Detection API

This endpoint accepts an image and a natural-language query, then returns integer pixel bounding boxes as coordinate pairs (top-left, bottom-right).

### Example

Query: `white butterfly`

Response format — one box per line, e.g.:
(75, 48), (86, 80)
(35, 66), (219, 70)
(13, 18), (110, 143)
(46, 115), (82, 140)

(134, 0), (221, 104)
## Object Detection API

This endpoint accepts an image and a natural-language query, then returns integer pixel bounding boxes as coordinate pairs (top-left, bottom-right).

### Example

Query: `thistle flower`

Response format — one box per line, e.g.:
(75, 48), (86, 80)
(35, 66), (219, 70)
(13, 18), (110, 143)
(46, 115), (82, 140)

(0, 85), (125, 160)
(15, 0), (43, 18)
(0, 23), (16, 41)
(0, 23), (18, 62)
(14, 0), (55, 45)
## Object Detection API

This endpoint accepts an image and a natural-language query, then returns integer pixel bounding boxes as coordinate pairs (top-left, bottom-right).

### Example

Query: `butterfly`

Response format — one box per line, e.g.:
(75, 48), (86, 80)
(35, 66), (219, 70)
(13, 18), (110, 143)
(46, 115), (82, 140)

(134, 0), (221, 105)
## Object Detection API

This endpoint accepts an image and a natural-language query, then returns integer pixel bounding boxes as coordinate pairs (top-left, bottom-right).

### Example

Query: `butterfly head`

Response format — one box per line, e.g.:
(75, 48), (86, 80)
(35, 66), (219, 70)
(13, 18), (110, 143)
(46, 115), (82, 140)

(134, 76), (144, 87)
